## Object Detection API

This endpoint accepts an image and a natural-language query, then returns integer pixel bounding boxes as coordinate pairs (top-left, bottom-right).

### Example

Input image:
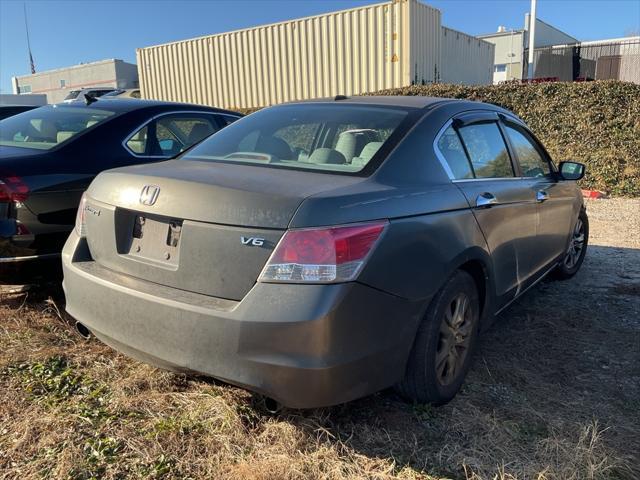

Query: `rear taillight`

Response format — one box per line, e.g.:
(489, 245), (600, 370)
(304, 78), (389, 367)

(259, 221), (387, 283)
(75, 193), (87, 237)
(0, 176), (29, 203)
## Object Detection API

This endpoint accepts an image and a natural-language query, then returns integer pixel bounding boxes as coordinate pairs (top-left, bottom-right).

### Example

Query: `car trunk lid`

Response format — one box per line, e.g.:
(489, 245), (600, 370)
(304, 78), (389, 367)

(84, 159), (362, 300)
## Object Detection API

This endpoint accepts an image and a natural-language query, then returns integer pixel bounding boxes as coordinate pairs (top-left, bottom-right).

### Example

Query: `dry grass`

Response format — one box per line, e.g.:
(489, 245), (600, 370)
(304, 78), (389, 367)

(1, 198), (639, 480)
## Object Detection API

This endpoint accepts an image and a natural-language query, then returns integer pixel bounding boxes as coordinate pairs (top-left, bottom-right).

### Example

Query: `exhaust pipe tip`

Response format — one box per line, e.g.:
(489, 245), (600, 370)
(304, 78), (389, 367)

(262, 396), (282, 414)
(75, 321), (92, 339)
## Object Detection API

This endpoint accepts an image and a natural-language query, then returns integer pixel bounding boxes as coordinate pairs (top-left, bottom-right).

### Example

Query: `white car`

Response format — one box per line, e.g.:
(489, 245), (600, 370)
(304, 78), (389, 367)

(63, 88), (117, 103)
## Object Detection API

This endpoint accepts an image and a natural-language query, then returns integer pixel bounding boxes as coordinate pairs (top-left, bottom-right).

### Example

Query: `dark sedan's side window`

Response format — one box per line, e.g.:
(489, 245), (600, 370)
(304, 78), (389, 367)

(217, 114), (241, 126)
(457, 123), (514, 178)
(436, 126), (474, 179)
(503, 125), (551, 178)
(125, 114), (220, 157)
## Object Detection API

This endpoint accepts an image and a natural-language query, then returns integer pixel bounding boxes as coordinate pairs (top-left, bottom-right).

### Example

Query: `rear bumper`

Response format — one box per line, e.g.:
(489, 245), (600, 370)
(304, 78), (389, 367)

(1, 215), (68, 264)
(0, 234), (62, 283)
(62, 232), (424, 408)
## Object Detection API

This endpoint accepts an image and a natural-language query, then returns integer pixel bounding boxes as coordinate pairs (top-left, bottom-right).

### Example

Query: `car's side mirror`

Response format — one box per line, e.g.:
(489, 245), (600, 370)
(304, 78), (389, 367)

(559, 161), (585, 181)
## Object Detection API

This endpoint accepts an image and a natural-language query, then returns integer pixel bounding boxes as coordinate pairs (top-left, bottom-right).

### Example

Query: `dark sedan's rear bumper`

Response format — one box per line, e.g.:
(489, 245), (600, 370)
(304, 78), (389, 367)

(62, 232), (425, 408)
(0, 225), (63, 283)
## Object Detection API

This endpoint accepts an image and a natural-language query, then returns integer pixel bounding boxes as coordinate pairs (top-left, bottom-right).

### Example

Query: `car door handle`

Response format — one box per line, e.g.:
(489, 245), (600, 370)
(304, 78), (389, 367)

(536, 190), (549, 202)
(475, 192), (498, 208)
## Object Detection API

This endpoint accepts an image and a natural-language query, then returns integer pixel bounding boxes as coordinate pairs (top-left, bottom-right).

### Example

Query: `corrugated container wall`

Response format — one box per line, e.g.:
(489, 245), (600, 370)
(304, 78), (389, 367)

(408, 1), (441, 84)
(137, 0), (440, 109)
(440, 27), (494, 85)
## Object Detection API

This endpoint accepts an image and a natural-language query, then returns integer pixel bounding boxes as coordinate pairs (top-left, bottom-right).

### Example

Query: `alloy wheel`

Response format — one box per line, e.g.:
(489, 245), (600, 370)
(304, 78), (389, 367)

(436, 293), (473, 386)
(564, 218), (585, 269)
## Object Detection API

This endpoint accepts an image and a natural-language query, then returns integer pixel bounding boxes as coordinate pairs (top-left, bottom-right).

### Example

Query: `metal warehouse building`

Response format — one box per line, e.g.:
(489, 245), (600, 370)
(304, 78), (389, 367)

(479, 15), (578, 84)
(12, 59), (139, 104)
(137, 0), (494, 109)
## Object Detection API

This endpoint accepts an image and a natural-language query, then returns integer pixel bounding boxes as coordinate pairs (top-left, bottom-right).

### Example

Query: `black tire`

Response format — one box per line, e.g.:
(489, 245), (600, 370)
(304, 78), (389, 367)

(553, 208), (589, 280)
(396, 270), (480, 405)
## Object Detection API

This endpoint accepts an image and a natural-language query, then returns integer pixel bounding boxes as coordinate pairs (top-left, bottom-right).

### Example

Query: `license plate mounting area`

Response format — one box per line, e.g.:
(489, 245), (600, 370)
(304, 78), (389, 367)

(127, 214), (183, 266)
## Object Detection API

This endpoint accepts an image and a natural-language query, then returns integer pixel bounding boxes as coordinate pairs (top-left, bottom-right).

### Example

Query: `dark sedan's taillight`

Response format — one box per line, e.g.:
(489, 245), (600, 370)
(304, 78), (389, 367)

(259, 220), (388, 283)
(0, 176), (29, 203)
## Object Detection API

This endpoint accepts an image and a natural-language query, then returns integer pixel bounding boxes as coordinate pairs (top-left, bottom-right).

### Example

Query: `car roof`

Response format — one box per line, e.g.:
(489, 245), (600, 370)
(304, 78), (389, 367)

(285, 95), (453, 109)
(51, 98), (241, 116)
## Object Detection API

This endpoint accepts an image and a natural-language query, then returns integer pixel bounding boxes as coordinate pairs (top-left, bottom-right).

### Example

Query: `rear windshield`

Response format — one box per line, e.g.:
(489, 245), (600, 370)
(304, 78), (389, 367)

(182, 104), (409, 173)
(0, 105), (116, 150)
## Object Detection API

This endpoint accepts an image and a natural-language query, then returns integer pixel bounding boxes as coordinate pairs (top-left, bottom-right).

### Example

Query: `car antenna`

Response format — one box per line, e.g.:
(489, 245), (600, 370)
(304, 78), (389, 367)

(84, 94), (98, 105)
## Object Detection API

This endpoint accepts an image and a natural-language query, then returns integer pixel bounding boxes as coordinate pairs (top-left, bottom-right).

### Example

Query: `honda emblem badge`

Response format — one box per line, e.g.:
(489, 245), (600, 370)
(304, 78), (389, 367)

(140, 185), (160, 206)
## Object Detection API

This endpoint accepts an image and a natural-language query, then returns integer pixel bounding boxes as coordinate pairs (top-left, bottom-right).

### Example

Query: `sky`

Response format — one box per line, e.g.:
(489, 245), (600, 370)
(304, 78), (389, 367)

(1, 0), (639, 94)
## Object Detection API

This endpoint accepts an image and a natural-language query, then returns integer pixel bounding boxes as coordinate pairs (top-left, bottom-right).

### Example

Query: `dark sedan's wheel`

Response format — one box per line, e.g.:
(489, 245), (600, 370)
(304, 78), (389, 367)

(396, 270), (480, 405)
(553, 209), (589, 280)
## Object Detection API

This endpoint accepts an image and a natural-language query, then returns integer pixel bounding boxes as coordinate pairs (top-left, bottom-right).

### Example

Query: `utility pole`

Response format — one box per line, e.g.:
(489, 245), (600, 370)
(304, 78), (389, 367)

(24, 2), (36, 74)
(527, 0), (537, 80)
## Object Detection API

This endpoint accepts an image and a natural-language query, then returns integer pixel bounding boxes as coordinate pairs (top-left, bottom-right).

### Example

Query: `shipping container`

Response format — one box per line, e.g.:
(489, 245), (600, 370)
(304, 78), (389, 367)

(440, 27), (494, 85)
(137, 0), (491, 109)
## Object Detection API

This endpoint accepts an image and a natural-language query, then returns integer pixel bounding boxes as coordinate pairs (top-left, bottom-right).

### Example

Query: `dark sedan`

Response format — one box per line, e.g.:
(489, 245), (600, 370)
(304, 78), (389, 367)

(63, 96), (588, 408)
(0, 99), (241, 280)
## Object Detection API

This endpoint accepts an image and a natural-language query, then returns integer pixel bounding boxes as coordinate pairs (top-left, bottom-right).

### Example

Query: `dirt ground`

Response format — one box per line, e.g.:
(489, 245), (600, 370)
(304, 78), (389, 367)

(0, 198), (638, 480)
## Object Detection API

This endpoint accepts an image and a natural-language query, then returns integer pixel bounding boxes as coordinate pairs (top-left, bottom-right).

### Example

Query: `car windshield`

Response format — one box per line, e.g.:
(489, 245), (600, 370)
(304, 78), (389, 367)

(64, 90), (81, 100)
(102, 89), (125, 97)
(182, 104), (409, 174)
(0, 105), (116, 150)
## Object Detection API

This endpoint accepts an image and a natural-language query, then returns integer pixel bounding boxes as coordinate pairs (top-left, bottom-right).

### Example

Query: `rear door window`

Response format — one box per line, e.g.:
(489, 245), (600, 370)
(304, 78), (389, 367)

(217, 114), (241, 126)
(457, 123), (514, 178)
(503, 124), (551, 177)
(125, 114), (220, 157)
(436, 125), (474, 180)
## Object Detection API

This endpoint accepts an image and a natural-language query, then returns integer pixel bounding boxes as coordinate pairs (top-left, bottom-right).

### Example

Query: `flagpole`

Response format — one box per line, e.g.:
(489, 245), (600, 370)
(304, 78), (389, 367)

(24, 2), (36, 74)
(527, 0), (537, 80)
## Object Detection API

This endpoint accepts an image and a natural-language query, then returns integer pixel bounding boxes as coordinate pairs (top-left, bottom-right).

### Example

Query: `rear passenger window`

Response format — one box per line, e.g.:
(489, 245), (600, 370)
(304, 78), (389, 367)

(125, 114), (219, 157)
(504, 125), (551, 177)
(217, 115), (240, 126)
(436, 126), (473, 179)
(457, 123), (514, 178)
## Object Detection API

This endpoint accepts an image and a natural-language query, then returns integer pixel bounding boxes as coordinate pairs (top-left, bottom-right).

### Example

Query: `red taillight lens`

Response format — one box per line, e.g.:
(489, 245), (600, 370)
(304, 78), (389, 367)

(260, 221), (387, 283)
(0, 176), (29, 203)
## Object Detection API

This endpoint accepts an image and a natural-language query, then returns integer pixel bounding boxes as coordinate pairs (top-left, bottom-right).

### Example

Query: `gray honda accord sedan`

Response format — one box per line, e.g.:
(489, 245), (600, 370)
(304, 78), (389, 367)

(62, 96), (588, 408)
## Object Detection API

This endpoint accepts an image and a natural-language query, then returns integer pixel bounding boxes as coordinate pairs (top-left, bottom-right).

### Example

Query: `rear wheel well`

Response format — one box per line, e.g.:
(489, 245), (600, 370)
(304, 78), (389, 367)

(458, 260), (488, 322)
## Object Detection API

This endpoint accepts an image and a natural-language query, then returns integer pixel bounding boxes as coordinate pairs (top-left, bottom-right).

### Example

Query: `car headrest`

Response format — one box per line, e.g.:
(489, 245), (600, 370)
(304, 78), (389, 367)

(335, 131), (359, 163)
(256, 136), (293, 159)
(359, 142), (383, 161)
(187, 123), (214, 144)
(308, 148), (347, 164)
(29, 118), (57, 141)
(350, 142), (384, 168)
(56, 131), (75, 143)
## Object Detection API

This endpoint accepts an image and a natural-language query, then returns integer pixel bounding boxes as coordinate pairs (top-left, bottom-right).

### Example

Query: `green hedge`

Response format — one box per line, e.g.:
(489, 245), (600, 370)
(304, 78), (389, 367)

(369, 81), (640, 196)
(235, 81), (640, 196)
